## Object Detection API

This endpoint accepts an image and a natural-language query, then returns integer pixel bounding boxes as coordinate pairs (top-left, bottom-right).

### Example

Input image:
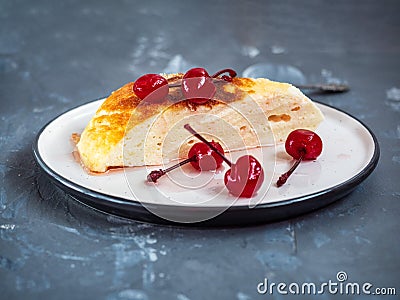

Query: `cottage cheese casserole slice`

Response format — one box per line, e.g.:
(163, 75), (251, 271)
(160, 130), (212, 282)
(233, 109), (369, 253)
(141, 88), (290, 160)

(74, 73), (324, 173)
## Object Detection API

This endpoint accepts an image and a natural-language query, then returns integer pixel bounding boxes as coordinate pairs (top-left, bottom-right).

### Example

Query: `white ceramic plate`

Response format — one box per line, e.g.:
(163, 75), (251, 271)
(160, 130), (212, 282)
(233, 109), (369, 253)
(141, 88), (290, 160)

(33, 99), (379, 226)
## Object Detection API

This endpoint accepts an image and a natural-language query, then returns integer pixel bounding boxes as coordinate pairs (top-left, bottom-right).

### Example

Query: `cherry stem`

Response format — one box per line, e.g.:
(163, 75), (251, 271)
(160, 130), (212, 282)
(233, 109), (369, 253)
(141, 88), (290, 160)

(184, 124), (232, 167)
(147, 155), (197, 183)
(276, 151), (305, 187)
(211, 68), (237, 80)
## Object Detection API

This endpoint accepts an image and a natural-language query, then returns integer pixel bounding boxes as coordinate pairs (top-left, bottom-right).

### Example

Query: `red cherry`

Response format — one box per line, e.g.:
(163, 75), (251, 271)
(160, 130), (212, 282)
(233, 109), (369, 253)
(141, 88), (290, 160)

(277, 129), (323, 187)
(182, 68), (216, 105)
(224, 155), (264, 198)
(285, 129), (323, 160)
(188, 141), (224, 171)
(184, 67), (210, 78)
(133, 74), (168, 102)
(146, 140), (224, 183)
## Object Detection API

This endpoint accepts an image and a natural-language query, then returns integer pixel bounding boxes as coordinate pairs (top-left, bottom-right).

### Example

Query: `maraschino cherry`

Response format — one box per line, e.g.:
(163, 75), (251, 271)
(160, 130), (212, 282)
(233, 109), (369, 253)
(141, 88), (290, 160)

(147, 140), (224, 183)
(182, 68), (216, 105)
(224, 155), (264, 198)
(188, 141), (224, 171)
(277, 129), (323, 187)
(182, 68), (237, 105)
(133, 74), (168, 102)
(184, 124), (264, 198)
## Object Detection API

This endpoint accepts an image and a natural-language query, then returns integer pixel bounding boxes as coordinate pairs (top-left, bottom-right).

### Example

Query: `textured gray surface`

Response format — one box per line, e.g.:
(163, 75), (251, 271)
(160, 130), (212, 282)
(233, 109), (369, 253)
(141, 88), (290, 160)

(1, 0), (399, 299)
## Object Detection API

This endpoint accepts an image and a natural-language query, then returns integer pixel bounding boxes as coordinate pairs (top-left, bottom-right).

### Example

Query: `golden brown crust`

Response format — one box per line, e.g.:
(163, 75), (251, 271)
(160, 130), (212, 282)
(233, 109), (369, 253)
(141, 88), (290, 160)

(76, 74), (324, 172)
(83, 74), (251, 151)
(96, 74), (254, 120)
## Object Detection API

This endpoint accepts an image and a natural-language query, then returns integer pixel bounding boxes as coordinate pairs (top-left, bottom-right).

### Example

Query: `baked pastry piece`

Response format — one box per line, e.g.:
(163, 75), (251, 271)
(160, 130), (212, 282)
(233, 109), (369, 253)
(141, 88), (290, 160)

(75, 74), (324, 173)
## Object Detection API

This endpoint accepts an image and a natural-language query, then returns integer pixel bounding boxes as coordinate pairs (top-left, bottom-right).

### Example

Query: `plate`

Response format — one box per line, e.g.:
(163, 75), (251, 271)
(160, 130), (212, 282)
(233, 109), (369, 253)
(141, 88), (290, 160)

(33, 99), (379, 226)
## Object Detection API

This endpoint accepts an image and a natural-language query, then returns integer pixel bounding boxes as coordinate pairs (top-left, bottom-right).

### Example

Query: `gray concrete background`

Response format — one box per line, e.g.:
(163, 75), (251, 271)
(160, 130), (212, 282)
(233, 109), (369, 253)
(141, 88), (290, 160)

(1, 0), (399, 299)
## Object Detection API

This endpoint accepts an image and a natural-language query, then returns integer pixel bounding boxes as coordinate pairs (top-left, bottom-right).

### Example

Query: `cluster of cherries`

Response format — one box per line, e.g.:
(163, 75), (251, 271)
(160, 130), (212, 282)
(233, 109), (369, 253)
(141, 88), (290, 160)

(136, 67), (323, 197)
(147, 124), (264, 198)
(147, 125), (323, 198)
(133, 67), (237, 104)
